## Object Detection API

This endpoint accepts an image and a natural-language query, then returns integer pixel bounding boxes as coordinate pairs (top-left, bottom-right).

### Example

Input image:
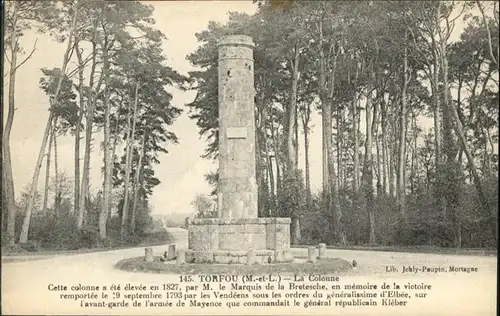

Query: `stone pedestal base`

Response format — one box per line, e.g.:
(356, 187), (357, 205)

(186, 218), (292, 264)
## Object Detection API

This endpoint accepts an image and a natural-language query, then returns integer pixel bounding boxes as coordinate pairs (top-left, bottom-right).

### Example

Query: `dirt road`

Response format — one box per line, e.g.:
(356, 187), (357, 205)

(2, 228), (496, 316)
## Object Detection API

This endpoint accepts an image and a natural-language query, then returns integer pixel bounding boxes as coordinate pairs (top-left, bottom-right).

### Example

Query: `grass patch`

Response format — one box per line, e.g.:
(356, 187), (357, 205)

(115, 256), (352, 275)
(2, 230), (175, 258)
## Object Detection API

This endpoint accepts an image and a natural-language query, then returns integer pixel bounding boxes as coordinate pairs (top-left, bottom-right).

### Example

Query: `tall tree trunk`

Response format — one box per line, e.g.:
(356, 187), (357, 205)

(485, 127), (495, 176)
(19, 113), (54, 243)
(329, 143), (346, 245)
(111, 102), (123, 176)
(78, 40), (104, 229)
(99, 91), (111, 239)
(329, 100), (346, 245)
(432, 10), (442, 169)
(255, 108), (265, 217)
(410, 113), (417, 195)
(440, 25), (462, 247)
(375, 128), (382, 196)
(74, 41), (85, 215)
(352, 91), (360, 193)
(403, 115), (409, 196)
(263, 107), (275, 216)
(318, 18), (331, 220)
(398, 44), (409, 216)
(381, 95), (388, 195)
(78, 133), (91, 228)
(325, 43), (345, 245)
(99, 35), (112, 240)
(131, 130), (147, 234)
(42, 122), (54, 213)
(375, 101), (382, 197)
(294, 109), (299, 171)
(301, 104), (312, 210)
(275, 155), (282, 210)
(121, 81), (140, 239)
(388, 138), (394, 198)
(362, 78), (376, 244)
(287, 49), (299, 169)
(270, 121), (281, 207)
(337, 106), (343, 192)
(266, 145), (275, 216)
(53, 120), (59, 212)
(372, 85), (380, 227)
(4, 1), (19, 244)
(19, 3), (79, 243)
(447, 93), (495, 243)
(288, 46), (301, 244)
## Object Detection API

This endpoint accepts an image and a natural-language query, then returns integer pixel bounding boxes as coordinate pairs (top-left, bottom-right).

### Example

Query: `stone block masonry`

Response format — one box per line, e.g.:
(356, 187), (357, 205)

(217, 35), (258, 219)
(186, 35), (291, 264)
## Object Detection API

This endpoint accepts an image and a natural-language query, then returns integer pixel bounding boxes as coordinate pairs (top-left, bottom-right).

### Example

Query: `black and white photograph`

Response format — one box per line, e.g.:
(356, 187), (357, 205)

(1, 1), (498, 315)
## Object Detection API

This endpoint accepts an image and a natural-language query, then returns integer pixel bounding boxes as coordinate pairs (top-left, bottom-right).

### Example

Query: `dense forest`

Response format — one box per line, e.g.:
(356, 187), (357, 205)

(2, 1), (183, 250)
(187, 0), (499, 248)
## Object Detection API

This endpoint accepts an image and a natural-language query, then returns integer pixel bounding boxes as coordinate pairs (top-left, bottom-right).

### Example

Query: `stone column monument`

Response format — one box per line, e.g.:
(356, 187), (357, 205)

(217, 35), (258, 219)
(186, 35), (292, 264)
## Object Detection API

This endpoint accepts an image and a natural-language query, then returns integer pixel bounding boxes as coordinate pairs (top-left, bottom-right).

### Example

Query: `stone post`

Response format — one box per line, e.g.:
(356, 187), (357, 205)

(167, 244), (176, 260)
(307, 246), (316, 263)
(274, 249), (283, 263)
(246, 249), (256, 265)
(318, 243), (327, 260)
(176, 249), (185, 265)
(145, 247), (153, 262)
(217, 35), (257, 219)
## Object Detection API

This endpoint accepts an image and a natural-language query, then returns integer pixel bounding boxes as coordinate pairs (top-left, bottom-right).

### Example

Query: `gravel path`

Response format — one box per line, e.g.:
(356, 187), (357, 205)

(2, 228), (496, 316)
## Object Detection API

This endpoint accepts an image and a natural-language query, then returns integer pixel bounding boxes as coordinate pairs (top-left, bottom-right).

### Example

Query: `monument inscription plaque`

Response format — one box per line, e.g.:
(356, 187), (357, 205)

(226, 127), (247, 139)
(186, 35), (291, 264)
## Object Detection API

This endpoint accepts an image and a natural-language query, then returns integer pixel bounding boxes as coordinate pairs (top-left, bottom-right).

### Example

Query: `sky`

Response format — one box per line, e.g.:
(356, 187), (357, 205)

(3, 1), (485, 216)
(3, 1), (296, 217)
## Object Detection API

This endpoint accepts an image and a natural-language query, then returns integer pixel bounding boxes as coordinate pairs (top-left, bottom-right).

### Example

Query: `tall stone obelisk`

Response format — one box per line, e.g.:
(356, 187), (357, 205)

(217, 35), (258, 219)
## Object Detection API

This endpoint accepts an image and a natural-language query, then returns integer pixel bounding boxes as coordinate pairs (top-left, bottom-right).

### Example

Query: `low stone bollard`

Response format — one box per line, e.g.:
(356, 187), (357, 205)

(167, 244), (176, 260)
(145, 247), (154, 262)
(176, 249), (185, 265)
(318, 243), (327, 260)
(160, 251), (168, 263)
(246, 249), (256, 265)
(274, 250), (284, 263)
(308, 246), (316, 263)
(285, 251), (294, 263)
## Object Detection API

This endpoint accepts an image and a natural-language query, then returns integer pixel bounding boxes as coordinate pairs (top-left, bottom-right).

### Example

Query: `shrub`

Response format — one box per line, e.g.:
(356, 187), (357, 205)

(19, 240), (41, 252)
(299, 194), (331, 245)
(79, 225), (100, 249)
